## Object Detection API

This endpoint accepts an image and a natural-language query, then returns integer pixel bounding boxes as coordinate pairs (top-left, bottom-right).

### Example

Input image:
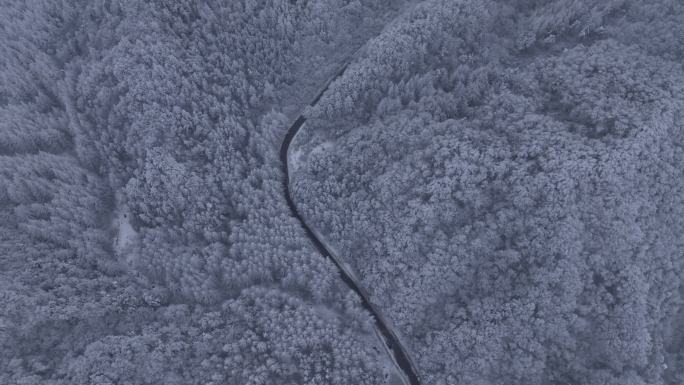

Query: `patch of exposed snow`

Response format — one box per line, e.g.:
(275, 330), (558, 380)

(112, 207), (138, 264)
(290, 147), (305, 172)
(289, 140), (334, 173)
(288, 122), (335, 173)
(309, 140), (335, 157)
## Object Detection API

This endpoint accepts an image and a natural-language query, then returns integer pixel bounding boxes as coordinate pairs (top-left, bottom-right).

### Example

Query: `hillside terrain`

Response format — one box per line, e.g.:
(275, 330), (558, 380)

(293, 1), (684, 384)
(2, 1), (684, 384)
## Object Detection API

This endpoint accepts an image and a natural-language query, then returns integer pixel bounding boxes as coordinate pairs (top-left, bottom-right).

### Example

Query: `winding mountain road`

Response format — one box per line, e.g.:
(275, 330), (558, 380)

(280, 63), (422, 385)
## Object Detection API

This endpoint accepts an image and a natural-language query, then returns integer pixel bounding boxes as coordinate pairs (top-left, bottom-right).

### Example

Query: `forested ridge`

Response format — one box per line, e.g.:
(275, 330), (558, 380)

(292, 0), (684, 384)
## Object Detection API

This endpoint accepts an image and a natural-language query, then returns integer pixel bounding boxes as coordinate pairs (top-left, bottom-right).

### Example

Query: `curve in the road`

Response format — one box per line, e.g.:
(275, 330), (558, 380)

(280, 63), (422, 385)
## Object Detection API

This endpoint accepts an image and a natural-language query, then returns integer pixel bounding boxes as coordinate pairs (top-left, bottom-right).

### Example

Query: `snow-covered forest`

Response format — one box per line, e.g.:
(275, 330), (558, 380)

(292, 1), (684, 384)
(2, 1), (684, 384)
(1, 1), (409, 383)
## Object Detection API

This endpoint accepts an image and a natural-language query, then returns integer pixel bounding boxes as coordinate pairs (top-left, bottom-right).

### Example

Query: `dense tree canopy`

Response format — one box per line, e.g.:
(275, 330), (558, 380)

(3, 0), (683, 383)
(1, 0), (409, 383)
(293, 0), (684, 383)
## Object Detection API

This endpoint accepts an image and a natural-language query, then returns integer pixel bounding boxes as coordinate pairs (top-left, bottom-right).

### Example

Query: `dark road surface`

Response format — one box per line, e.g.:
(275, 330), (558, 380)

(279, 63), (422, 385)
